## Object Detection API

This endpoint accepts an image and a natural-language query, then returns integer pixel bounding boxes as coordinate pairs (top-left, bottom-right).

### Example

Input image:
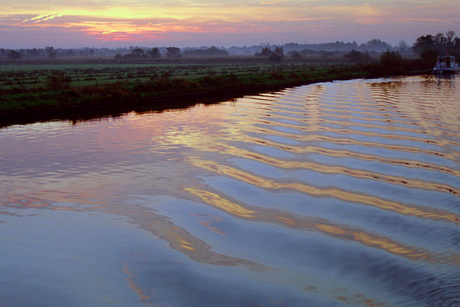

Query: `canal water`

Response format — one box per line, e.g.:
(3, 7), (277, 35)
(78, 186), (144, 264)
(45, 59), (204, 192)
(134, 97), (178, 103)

(1, 75), (459, 306)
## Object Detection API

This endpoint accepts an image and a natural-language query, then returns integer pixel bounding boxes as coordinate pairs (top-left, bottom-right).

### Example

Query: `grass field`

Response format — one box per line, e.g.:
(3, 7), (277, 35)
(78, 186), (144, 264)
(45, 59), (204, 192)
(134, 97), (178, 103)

(0, 56), (371, 126)
(0, 56), (348, 90)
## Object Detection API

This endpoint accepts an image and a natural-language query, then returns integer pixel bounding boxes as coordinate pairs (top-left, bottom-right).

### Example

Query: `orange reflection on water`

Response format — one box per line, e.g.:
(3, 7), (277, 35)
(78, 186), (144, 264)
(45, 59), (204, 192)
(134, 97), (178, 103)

(246, 112), (460, 150)
(237, 123), (460, 162)
(117, 208), (267, 270)
(186, 188), (256, 218)
(316, 224), (346, 235)
(240, 135), (460, 177)
(202, 140), (460, 197)
(256, 106), (455, 140)
(188, 157), (460, 226)
(185, 187), (460, 265)
(0, 190), (265, 270)
(370, 78), (460, 133)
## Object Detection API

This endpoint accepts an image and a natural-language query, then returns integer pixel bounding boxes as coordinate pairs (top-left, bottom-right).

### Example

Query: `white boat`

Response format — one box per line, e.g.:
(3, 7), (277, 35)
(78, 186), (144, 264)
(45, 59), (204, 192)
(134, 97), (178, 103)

(433, 56), (460, 74)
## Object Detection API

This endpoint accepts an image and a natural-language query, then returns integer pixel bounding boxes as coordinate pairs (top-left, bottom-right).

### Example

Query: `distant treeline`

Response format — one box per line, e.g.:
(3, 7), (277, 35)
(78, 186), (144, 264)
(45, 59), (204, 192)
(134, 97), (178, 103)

(0, 38), (409, 60)
(2, 32), (459, 60)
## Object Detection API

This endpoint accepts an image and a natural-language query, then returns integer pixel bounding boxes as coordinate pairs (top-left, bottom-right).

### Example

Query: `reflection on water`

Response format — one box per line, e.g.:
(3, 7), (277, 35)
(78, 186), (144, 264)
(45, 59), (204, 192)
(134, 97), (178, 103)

(1, 75), (460, 306)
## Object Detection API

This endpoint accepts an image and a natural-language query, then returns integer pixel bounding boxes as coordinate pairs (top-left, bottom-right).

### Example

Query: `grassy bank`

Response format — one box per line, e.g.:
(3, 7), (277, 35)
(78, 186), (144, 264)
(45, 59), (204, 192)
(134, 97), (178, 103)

(0, 54), (432, 126)
(0, 58), (365, 115)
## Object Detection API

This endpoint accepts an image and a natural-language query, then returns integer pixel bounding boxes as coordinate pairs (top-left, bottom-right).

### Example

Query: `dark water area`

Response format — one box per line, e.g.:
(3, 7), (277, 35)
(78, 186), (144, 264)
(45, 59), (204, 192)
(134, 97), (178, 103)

(1, 75), (460, 306)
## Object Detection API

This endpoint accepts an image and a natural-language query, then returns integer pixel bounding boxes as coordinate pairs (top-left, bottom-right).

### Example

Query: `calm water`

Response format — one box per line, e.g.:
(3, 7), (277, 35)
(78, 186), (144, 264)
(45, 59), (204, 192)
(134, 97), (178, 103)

(1, 75), (460, 307)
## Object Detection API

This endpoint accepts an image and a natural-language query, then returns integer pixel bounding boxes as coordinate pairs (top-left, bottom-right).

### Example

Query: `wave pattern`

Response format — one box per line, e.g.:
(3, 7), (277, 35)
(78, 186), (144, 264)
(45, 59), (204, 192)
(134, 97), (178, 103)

(1, 75), (460, 307)
(176, 76), (460, 306)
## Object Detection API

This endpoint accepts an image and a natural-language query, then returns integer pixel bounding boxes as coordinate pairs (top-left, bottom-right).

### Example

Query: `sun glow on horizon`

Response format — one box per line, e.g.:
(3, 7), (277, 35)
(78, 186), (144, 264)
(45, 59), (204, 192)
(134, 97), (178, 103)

(1, 0), (459, 47)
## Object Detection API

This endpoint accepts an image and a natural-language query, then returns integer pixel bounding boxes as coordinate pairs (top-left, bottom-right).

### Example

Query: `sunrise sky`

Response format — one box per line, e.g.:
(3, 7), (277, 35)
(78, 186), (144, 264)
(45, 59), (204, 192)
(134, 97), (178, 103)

(1, 0), (459, 49)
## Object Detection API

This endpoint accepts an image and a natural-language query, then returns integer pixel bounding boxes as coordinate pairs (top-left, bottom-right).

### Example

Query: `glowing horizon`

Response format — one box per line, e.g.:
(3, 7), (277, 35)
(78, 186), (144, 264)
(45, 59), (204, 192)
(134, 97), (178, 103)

(1, 0), (459, 48)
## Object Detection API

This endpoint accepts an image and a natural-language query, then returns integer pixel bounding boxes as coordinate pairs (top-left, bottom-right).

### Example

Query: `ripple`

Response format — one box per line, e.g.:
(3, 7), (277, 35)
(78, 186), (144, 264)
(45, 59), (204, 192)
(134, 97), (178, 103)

(2, 75), (460, 306)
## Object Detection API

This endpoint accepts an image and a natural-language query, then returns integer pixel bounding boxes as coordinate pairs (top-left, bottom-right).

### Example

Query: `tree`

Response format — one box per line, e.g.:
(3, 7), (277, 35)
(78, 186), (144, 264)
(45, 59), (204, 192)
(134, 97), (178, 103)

(182, 46), (229, 57)
(166, 47), (181, 58)
(412, 31), (458, 56)
(267, 47), (284, 62)
(256, 47), (273, 56)
(379, 50), (404, 75)
(45, 46), (57, 59)
(397, 41), (410, 54)
(420, 49), (438, 65)
(147, 48), (161, 58)
(360, 39), (393, 52)
(7, 50), (22, 60)
(273, 47), (284, 57)
(446, 30), (456, 45)
(434, 32), (447, 51)
(445, 31), (458, 54)
(25, 48), (42, 58)
(288, 51), (302, 58)
(453, 37), (460, 54)
(131, 48), (146, 58)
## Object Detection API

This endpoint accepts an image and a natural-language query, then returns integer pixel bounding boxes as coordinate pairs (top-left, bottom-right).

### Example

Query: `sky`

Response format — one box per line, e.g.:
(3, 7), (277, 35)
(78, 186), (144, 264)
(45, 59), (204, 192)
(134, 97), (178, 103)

(1, 0), (459, 49)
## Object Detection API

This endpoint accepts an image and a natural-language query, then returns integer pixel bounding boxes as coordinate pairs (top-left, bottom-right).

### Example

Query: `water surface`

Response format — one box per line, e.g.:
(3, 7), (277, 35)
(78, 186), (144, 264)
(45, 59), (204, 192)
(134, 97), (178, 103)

(1, 75), (460, 306)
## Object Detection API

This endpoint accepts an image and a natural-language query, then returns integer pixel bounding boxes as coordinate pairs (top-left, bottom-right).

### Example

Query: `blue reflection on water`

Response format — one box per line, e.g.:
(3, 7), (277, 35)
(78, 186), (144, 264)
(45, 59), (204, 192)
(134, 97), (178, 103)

(1, 75), (460, 307)
(0, 208), (141, 306)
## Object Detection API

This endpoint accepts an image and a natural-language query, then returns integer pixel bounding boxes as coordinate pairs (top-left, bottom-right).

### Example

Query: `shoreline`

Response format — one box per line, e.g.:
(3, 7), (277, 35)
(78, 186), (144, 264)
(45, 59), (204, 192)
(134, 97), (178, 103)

(0, 69), (366, 127)
(0, 60), (433, 128)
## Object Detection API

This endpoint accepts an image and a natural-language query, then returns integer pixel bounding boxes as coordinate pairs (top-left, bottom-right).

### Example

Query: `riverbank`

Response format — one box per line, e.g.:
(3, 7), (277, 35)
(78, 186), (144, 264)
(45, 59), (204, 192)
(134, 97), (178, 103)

(0, 54), (432, 127)
(0, 62), (367, 127)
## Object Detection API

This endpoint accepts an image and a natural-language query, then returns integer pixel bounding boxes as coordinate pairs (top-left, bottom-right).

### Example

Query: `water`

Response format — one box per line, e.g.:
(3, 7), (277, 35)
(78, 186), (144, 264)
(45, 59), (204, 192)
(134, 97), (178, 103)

(1, 75), (460, 306)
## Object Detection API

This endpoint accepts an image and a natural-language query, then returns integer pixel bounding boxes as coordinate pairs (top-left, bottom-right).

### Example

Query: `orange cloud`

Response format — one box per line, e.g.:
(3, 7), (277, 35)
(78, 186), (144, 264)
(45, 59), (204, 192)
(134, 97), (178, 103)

(1, 0), (460, 47)
(16, 14), (289, 42)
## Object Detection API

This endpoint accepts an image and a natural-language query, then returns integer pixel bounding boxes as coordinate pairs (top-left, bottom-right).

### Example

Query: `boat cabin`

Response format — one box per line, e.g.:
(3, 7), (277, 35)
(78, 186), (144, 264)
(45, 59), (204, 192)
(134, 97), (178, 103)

(433, 56), (460, 73)
(437, 56), (456, 68)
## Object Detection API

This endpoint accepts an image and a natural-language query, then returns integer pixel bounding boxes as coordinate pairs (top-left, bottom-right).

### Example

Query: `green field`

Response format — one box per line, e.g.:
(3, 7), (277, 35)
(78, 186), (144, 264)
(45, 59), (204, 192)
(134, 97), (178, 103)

(0, 56), (372, 126)
(0, 56), (347, 90)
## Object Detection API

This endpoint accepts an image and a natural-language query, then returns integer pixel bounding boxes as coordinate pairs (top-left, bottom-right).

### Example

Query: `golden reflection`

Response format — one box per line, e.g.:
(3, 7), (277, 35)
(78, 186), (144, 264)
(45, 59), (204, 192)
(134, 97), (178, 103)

(201, 140), (460, 197)
(246, 115), (460, 159)
(184, 187), (460, 265)
(236, 80), (460, 165)
(370, 79), (460, 135)
(313, 111), (460, 146)
(262, 111), (460, 147)
(0, 191), (267, 270)
(186, 188), (256, 218)
(188, 157), (460, 226)
(102, 205), (267, 270)
(240, 135), (460, 177)
(177, 238), (197, 251)
(316, 224), (346, 235)
(158, 123), (460, 197)
(235, 123), (460, 162)
(2, 76), (459, 305)
(244, 101), (455, 148)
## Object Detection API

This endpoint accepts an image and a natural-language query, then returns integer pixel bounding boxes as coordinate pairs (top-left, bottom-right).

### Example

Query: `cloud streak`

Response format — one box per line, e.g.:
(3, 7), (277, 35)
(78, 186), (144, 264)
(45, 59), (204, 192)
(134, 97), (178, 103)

(23, 13), (64, 23)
